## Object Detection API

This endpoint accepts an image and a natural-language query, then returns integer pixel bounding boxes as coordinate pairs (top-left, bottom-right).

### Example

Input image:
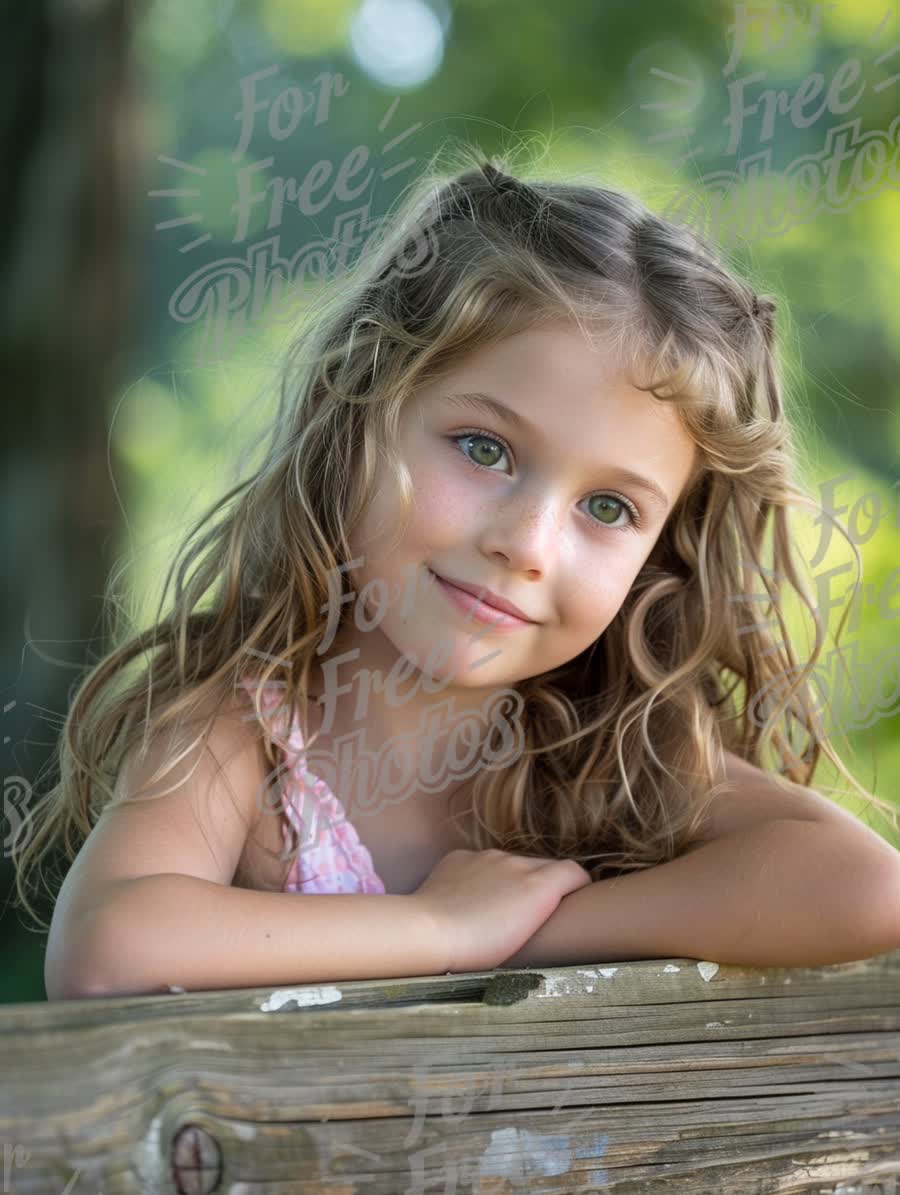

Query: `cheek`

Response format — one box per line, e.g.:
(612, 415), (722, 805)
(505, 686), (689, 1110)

(350, 452), (464, 563)
(403, 457), (472, 543)
(565, 564), (637, 631)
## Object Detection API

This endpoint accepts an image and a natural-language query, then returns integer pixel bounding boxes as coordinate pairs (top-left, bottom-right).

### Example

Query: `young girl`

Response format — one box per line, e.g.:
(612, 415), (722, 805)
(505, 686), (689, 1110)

(16, 150), (900, 1000)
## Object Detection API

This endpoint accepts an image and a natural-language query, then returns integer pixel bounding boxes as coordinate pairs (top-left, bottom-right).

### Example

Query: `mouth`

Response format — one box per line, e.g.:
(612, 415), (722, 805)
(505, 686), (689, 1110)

(428, 568), (538, 626)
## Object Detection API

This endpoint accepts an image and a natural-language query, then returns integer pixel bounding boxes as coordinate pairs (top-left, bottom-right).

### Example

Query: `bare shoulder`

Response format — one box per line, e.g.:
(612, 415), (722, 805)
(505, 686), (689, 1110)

(687, 749), (869, 846)
(118, 682), (268, 799)
(92, 680), (273, 887)
(44, 681), (279, 997)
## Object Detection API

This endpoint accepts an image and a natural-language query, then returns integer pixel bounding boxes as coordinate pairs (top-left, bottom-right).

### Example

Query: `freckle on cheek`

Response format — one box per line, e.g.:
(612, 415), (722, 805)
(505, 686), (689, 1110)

(417, 490), (458, 524)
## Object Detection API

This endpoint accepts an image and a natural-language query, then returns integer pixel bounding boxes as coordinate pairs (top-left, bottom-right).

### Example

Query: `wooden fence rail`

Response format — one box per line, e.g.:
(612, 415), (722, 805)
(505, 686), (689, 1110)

(2, 951), (900, 1193)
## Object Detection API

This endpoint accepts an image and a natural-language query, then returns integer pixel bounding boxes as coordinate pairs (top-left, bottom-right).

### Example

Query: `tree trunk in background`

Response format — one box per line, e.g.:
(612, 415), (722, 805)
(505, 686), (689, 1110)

(1, 0), (138, 1001)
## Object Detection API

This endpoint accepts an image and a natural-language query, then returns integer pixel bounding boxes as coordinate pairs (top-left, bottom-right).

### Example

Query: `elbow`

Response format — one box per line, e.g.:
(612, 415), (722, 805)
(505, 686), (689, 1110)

(799, 821), (900, 962)
(45, 944), (111, 1001)
(46, 872), (191, 999)
(44, 905), (137, 1001)
(46, 950), (161, 1001)
(46, 878), (195, 1000)
(45, 925), (115, 1001)
(45, 970), (112, 1002)
(866, 850), (900, 957)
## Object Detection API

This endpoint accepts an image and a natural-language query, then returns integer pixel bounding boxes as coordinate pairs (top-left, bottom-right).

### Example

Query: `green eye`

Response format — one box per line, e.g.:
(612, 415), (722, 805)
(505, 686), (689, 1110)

(587, 495), (628, 525)
(463, 435), (503, 467)
(451, 431), (642, 531)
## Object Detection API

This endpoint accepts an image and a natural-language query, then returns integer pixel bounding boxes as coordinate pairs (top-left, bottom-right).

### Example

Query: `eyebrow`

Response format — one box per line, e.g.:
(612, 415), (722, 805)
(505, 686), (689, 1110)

(441, 391), (671, 513)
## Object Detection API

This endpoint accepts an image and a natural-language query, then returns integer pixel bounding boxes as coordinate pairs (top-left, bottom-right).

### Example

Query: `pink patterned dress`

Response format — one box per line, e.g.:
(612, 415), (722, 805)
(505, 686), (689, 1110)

(238, 677), (386, 895)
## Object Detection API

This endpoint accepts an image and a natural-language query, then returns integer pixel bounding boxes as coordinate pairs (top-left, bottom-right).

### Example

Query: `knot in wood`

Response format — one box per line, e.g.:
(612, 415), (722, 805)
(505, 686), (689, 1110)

(170, 1124), (222, 1195)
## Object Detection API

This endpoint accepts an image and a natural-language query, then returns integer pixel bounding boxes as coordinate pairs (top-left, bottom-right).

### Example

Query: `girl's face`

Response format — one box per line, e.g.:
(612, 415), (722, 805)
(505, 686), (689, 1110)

(343, 320), (699, 696)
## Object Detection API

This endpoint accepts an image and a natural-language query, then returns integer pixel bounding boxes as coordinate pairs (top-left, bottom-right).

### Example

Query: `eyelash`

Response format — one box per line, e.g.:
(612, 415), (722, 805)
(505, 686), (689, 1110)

(448, 429), (644, 532)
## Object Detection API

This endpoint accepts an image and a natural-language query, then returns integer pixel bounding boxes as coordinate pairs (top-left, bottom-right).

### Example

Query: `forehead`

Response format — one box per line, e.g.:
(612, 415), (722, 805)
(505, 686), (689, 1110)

(415, 319), (669, 412)
(423, 320), (694, 418)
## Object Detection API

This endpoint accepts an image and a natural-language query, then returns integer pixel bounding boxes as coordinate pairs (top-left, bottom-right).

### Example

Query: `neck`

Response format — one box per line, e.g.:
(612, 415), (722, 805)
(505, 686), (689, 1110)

(305, 616), (520, 815)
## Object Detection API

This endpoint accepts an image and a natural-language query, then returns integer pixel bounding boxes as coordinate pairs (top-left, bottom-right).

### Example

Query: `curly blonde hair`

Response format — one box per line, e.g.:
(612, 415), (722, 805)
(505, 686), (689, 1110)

(12, 143), (897, 931)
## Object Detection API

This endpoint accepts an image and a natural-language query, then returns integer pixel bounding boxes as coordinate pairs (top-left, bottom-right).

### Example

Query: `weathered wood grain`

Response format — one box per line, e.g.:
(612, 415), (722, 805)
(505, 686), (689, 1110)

(1, 952), (899, 1192)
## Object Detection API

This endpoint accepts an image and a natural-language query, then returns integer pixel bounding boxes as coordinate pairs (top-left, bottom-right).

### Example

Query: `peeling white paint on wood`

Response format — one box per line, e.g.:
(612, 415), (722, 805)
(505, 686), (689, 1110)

(697, 961), (720, 982)
(230, 1122), (258, 1140)
(478, 1126), (572, 1178)
(258, 985), (343, 1011)
(536, 976), (580, 997)
(477, 1125), (611, 1182)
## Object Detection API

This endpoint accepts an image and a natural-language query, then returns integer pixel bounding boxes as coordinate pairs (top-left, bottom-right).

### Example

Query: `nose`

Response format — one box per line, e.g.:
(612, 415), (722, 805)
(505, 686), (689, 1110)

(476, 491), (563, 577)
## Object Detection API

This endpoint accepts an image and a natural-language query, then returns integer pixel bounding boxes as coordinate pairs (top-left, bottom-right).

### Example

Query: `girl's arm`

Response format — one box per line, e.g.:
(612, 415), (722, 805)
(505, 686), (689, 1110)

(498, 817), (900, 970)
(44, 690), (447, 1000)
(51, 874), (444, 998)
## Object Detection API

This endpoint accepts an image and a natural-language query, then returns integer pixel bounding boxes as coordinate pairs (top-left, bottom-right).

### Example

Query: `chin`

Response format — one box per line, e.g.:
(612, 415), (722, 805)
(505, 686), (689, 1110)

(382, 625), (493, 689)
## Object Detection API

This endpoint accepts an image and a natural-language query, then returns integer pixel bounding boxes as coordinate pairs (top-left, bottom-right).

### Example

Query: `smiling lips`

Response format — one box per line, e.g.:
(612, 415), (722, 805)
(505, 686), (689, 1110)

(429, 569), (538, 625)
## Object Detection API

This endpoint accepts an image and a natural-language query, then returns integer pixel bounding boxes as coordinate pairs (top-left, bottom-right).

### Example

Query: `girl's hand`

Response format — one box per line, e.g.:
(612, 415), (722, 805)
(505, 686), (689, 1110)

(411, 848), (593, 973)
